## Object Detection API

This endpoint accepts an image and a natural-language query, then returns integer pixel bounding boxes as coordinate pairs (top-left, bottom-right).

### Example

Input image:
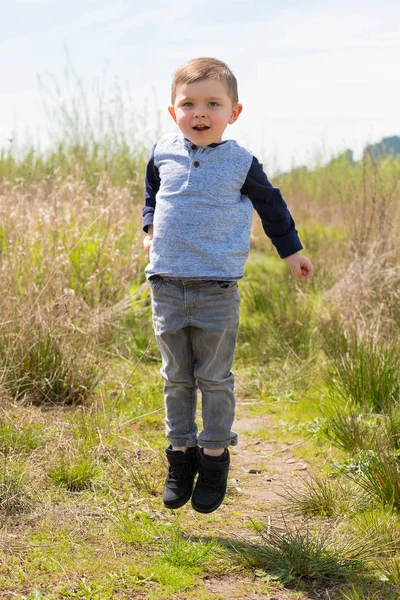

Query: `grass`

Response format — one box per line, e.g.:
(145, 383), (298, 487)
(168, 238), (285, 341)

(117, 449), (165, 497)
(0, 319), (101, 406)
(322, 327), (400, 414)
(283, 474), (359, 517)
(1, 88), (400, 597)
(240, 519), (364, 586)
(344, 447), (400, 511)
(350, 508), (400, 554)
(237, 267), (317, 363)
(47, 455), (100, 492)
(320, 403), (378, 454)
(158, 520), (218, 570)
(0, 420), (45, 455)
(113, 510), (158, 546)
(340, 585), (397, 600)
(0, 465), (32, 515)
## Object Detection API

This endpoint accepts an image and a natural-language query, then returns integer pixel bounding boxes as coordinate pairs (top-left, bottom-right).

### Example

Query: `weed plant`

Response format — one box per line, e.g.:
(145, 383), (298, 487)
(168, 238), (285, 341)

(2, 59), (152, 188)
(323, 239), (400, 342)
(124, 454), (164, 497)
(383, 405), (400, 451)
(0, 320), (101, 406)
(340, 585), (396, 600)
(278, 150), (400, 254)
(377, 555), (400, 585)
(0, 170), (149, 407)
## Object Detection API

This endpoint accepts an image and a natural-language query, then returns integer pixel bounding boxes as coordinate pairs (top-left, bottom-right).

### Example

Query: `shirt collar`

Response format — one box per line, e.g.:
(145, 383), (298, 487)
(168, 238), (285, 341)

(182, 135), (228, 148)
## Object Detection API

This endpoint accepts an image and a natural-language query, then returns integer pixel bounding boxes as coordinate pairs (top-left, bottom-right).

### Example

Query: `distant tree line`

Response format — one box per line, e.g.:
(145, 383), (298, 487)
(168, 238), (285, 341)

(364, 135), (400, 158)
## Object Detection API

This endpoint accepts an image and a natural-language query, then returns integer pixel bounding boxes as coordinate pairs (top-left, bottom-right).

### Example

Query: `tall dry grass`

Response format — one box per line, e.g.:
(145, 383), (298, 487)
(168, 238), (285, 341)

(0, 174), (149, 405)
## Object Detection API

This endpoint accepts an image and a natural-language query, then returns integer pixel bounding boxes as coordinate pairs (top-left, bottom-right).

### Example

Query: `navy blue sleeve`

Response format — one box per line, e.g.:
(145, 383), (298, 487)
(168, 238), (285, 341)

(142, 144), (160, 233)
(241, 156), (303, 259)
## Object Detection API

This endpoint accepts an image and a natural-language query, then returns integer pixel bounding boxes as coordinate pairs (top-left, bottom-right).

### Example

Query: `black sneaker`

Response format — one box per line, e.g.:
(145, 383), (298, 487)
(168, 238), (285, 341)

(162, 446), (199, 509)
(191, 448), (230, 514)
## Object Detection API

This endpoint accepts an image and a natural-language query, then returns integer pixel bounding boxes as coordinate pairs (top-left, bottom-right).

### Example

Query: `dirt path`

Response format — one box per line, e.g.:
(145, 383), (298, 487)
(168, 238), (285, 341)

(233, 415), (308, 508)
(202, 400), (313, 600)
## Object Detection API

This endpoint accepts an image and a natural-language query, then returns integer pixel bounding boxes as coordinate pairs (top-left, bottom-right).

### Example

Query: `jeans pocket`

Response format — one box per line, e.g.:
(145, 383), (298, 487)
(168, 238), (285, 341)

(213, 280), (238, 290)
(149, 275), (164, 293)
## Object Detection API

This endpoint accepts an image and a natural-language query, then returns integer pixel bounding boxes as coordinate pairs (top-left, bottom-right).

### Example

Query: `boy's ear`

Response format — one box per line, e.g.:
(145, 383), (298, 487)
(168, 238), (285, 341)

(229, 103), (243, 125)
(168, 106), (177, 122)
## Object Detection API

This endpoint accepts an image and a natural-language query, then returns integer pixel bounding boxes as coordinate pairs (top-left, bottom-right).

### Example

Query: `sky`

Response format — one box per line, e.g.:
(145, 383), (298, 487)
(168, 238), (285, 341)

(1, 0), (400, 172)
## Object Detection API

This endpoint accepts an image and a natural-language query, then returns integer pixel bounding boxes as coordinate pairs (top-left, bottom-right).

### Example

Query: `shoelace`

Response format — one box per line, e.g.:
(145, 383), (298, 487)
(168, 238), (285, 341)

(198, 467), (221, 485)
(168, 464), (187, 481)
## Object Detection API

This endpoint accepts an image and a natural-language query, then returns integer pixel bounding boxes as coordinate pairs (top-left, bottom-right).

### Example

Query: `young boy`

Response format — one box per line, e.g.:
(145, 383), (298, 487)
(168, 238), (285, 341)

(142, 57), (314, 514)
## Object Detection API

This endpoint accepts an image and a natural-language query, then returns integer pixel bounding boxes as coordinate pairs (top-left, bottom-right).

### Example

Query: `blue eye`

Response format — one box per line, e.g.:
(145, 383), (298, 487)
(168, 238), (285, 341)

(182, 102), (193, 107)
(209, 102), (219, 107)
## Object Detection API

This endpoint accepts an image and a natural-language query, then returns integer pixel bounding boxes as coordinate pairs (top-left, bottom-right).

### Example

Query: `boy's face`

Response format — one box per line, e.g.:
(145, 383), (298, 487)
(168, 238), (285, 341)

(168, 79), (243, 146)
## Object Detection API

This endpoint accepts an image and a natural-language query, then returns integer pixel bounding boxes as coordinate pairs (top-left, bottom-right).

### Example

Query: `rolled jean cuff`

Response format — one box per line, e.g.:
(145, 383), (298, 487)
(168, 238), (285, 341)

(198, 431), (238, 449)
(168, 435), (198, 448)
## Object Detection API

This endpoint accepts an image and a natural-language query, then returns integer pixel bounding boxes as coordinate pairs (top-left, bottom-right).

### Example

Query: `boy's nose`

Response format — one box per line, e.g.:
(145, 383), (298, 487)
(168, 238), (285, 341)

(194, 107), (207, 118)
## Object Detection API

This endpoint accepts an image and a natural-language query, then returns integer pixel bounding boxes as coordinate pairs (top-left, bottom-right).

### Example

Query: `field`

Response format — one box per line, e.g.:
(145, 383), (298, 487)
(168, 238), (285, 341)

(0, 128), (400, 600)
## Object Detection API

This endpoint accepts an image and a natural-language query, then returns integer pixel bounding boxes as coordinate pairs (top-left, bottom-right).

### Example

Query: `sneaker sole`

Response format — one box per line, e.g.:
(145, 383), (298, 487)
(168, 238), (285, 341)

(163, 483), (197, 509)
(191, 495), (225, 514)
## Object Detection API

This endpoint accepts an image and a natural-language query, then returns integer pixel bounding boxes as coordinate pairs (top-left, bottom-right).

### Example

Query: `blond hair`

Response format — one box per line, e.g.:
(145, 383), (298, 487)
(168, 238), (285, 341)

(171, 57), (239, 105)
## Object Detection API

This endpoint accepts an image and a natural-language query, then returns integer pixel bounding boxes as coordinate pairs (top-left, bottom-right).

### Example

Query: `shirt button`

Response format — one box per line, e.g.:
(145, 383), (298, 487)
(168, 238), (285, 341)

(191, 144), (197, 150)
(193, 161), (200, 167)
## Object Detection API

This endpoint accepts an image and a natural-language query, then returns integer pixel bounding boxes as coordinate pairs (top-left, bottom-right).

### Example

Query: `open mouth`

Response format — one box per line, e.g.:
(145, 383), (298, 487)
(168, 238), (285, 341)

(193, 125), (210, 131)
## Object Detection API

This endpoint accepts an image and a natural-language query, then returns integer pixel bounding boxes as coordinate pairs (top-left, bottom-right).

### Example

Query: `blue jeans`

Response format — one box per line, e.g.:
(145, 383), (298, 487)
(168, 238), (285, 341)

(150, 276), (240, 449)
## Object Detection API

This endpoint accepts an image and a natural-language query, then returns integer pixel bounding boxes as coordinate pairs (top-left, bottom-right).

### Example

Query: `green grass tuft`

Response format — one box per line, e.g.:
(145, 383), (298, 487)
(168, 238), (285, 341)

(0, 421), (45, 455)
(158, 520), (217, 571)
(344, 447), (400, 511)
(47, 456), (100, 491)
(114, 510), (157, 546)
(0, 466), (32, 515)
(283, 474), (359, 517)
(242, 520), (361, 585)
(322, 326), (400, 413)
(0, 321), (101, 406)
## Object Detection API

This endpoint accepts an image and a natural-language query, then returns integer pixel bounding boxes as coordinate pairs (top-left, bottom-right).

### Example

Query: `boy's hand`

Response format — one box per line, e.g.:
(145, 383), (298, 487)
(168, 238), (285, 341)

(143, 235), (153, 253)
(143, 225), (153, 253)
(284, 253), (314, 280)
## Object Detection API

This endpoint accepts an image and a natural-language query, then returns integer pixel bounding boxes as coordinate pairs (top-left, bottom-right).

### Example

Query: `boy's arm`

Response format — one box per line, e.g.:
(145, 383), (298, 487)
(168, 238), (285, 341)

(241, 156), (302, 258)
(242, 156), (313, 279)
(142, 144), (160, 251)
